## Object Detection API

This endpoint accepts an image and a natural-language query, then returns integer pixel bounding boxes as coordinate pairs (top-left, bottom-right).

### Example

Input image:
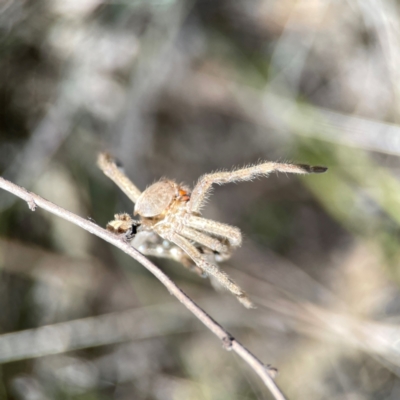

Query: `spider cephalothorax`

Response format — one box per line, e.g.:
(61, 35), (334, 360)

(98, 152), (327, 308)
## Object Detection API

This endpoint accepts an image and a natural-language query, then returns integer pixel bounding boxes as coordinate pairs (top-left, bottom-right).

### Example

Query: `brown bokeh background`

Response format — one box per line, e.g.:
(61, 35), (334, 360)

(1, 1), (400, 399)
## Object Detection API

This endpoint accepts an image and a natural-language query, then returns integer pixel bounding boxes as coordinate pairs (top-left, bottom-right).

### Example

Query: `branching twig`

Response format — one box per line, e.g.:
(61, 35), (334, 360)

(0, 176), (287, 400)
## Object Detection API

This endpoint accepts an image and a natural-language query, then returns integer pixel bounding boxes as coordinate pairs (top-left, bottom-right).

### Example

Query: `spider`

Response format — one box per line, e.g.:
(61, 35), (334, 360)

(98, 152), (327, 308)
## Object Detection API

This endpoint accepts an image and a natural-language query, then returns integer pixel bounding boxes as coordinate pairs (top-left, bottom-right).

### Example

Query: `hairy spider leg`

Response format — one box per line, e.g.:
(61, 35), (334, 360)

(189, 162), (327, 213)
(179, 226), (229, 254)
(185, 215), (242, 247)
(98, 153), (142, 203)
(166, 232), (255, 308)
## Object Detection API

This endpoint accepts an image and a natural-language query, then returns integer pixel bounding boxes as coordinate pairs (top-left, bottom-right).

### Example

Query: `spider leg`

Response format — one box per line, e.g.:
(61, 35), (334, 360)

(167, 232), (254, 308)
(188, 161), (327, 213)
(185, 215), (242, 247)
(179, 226), (229, 254)
(98, 153), (142, 203)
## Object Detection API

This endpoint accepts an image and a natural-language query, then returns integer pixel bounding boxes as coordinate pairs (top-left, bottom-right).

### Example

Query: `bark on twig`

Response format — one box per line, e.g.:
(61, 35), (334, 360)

(0, 175), (287, 400)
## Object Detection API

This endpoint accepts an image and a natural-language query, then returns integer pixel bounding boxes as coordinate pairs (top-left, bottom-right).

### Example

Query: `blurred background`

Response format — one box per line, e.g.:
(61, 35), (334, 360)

(1, 0), (400, 399)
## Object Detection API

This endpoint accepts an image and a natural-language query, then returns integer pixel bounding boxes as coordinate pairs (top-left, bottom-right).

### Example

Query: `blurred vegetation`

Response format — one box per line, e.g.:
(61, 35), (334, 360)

(2, 0), (400, 399)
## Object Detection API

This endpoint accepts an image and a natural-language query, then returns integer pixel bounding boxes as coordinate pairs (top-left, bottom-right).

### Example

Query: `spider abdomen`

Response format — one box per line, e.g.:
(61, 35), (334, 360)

(134, 180), (179, 217)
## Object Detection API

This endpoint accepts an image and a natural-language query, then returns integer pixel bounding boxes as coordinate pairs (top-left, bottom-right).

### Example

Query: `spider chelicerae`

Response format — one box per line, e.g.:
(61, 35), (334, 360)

(98, 153), (327, 308)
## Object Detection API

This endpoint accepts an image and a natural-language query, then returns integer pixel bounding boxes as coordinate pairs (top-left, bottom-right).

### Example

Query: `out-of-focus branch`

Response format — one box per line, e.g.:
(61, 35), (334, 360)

(0, 176), (287, 400)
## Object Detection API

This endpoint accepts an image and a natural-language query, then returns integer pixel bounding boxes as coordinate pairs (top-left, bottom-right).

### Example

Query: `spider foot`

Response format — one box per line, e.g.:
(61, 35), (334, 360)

(237, 293), (256, 309)
(297, 164), (328, 173)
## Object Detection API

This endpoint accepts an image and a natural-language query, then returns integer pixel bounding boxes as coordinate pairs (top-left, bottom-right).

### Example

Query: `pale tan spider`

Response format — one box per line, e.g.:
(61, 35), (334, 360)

(98, 152), (327, 308)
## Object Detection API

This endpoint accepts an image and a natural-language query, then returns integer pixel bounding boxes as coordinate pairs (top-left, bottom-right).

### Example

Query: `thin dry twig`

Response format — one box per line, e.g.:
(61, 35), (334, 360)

(0, 175), (288, 400)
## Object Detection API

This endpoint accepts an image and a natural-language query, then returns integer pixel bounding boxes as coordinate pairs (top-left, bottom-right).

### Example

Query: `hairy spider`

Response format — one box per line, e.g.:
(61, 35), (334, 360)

(98, 153), (327, 308)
